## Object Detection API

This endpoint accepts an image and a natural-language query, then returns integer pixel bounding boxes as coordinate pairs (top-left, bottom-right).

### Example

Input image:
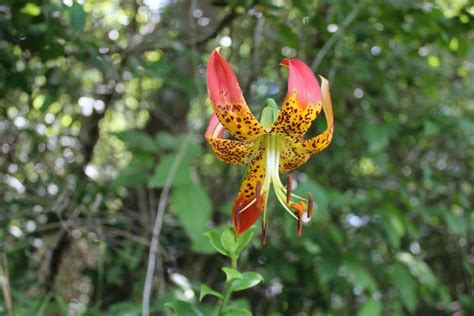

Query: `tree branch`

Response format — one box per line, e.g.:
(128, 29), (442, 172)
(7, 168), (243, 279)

(310, 3), (363, 72)
(142, 134), (192, 316)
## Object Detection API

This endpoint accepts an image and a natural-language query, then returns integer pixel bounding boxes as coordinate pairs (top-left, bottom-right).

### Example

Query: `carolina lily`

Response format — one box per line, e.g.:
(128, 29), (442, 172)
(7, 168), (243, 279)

(205, 49), (334, 241)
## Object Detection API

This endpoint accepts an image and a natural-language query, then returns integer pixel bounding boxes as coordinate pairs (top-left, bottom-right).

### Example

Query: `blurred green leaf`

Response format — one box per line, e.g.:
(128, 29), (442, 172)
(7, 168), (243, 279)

(148, 155), (189, 188)
(397, 252), (438, 289)
(172, 183), (212, 253)
(155, 132), (180, 150)
(444, 212), (466, 236)
(68, 3), (86, 33)
(117, 130), (158, 153)
(164, 300), (203, 316)
(223, 308), (252, 316)
(390, 264), (417, 312)
(319, 256), (340, 284)
(344, 260), (378, 293)
(357, 299), (382, 316)
(20, 3), (41, 16)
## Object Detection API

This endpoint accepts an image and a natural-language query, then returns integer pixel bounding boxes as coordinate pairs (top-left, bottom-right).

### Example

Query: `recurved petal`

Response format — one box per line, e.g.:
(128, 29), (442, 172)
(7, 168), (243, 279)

(280, 76), (334, 171)
(232, 150), (266, 234)
(279, 140), (310, 173)
(299, 75), (334, 155)
(271, 58), (323, 140)
(205, 114), (261, 164)
(207, 49), (265, 141)
(205, 136), (261, 165)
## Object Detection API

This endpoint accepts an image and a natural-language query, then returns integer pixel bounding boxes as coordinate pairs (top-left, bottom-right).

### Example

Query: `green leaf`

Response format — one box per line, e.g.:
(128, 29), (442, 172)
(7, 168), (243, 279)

(148, 154), (189, 188)
(276, 21), (299, 48)
(390, 264), (417, 312)
(357, 299), (382, 316)
(117, 130), (158, 153)
(172, 184), (212, 253)
(164, 300), (203, 316)
(319, 256), (340, 284)
(344, 260), (378, 293)
(302, 239), (321, 254)
(363, 123), (393, 153)
(380, 207), (406, 250)
(222, 267), (243, 283)
(235, 228), (253, 255)
(68, 3), (87, 34)
(223, 308), (252, 316)
(220, 227), (237, 254)
(155, 132), (179, 150)
(199, 284), (223, 301)
(204, 230), (228, 256)
(397, 252), (438, 289)
(444, 212), (466, 236)
(190, 233), (215, 254)
(232, 272), (263, 291)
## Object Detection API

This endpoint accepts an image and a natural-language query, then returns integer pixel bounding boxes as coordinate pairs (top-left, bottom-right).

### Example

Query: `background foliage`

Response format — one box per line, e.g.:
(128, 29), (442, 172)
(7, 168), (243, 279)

(1, 0), (473, 315)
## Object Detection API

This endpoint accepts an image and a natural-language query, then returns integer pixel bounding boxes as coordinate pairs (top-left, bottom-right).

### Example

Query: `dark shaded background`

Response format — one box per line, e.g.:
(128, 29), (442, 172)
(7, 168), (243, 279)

(0, 0), (473, 315)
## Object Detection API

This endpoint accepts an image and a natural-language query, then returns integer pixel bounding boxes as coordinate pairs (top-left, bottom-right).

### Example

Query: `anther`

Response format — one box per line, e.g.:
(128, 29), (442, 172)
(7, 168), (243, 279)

(307, 192), (313, 219)
(297, 216), (303, 237)
(286, 175), (293, 204)
(261, 220), (267, 245)
(256, 181), (262, 206)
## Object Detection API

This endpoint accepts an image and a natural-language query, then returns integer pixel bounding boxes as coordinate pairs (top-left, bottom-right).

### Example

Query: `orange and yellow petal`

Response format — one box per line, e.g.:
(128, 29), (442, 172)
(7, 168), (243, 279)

(207, 49), (265, 141)
(205, 136), (261, 165)
(299, 75), (334, 154)
(271, 58), (322, 140)
(204, 114), (262, 164)
(232, 150), (267, 234)
(278, 76), (334, 171)
(278, 139), (310, 173)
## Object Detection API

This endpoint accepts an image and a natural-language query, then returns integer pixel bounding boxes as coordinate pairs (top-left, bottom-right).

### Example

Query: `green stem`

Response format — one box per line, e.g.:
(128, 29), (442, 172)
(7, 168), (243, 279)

(216, 256), (238, 316)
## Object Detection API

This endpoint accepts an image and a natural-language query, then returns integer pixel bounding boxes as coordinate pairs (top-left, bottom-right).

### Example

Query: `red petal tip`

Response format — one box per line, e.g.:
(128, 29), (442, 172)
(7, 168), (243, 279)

(279, 58), (290, 68)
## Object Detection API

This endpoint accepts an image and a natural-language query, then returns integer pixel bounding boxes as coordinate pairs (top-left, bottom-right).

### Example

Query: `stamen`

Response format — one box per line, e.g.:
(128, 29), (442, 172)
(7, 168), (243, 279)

(307, 192), (313, 219)
(256, 181), (262, 206)
(286, 175), (293, 204)
(297, 216), (303, 237)
(290, 201), (307, 217)
(261, 220), (267, 245)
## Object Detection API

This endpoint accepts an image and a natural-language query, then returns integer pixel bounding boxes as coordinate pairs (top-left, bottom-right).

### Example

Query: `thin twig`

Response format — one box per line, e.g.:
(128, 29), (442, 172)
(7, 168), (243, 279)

(0, 254), (13, 316)
(310, 3), (363, 72)
(142, 134), (192, 316)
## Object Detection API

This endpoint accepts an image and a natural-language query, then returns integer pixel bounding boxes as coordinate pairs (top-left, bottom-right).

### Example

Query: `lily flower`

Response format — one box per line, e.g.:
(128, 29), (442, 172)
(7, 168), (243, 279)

(205, 49), (334, 241)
